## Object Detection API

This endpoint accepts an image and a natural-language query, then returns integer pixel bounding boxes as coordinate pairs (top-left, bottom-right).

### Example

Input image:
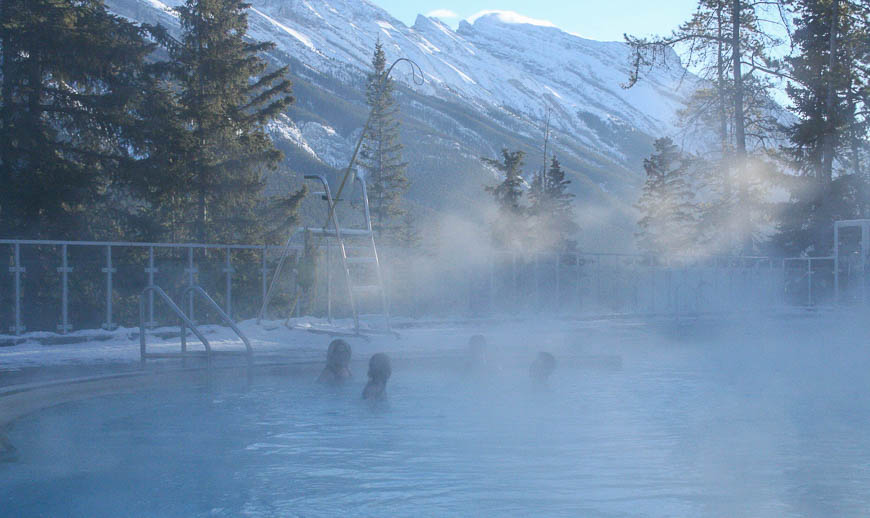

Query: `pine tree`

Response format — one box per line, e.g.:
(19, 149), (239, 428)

(0, 0), (155, 239)
(625, 0), (788, 255)
(626, 0), (785, 158)
(358, 40), (409, 240)
(171, 0), (295, 243)
(786, 0), (868, 183)
(776, 0), (870, 255)
(529, 157), (578, 251)
(483, 149), (527, 248)
(636, 138), (699, 257)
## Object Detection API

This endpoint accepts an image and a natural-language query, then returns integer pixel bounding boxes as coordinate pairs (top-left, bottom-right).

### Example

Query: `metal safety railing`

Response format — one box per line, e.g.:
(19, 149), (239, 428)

(139, 285), (252, 362)
(179, 285), (252, 356)
(1, 239), (289, 336)
(0, 238), (844, 336)
(139, 285), (212, 361)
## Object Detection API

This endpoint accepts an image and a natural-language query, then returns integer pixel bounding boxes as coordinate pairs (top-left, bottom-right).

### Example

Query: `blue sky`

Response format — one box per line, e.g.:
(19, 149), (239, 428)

(369, 0), (700, 42)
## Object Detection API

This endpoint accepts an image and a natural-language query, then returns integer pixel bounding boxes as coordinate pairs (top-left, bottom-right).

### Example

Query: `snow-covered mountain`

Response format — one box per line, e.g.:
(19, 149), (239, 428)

(107, 0), (697, 248)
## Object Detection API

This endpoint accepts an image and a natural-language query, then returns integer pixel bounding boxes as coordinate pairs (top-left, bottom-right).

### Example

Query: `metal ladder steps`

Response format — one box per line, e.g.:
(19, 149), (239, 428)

(346, 256), (377, 264)
(352, 284), (383, 292)
(307, 227), (371, 238)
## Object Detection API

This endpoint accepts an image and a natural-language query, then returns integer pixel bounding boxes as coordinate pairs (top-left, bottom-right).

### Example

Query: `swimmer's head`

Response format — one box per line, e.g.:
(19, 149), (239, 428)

(367, 353), (392, 383)
(326, 339), (351, 369)
(468, 334), (487, 352)
(530, 352), (556, 382)
(467, 334), (488, 367)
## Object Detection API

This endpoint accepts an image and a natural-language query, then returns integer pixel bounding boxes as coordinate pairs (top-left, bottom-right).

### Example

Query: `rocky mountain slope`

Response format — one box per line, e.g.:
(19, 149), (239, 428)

(107, 0), (697, 249)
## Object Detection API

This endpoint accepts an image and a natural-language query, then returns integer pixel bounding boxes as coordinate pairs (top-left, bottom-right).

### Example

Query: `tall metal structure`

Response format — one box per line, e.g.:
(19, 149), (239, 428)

(834, 219), (870, 304)
(258, 58), (422, 336)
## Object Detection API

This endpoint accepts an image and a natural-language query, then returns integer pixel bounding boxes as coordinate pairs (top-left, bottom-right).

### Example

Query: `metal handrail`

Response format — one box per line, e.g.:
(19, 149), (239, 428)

(180, 285), (252, 356)
(356, 177), (392, 332)
(0, 238), (271, 250)
(306, 174), (359, 331)
(139, 285), (211, 362)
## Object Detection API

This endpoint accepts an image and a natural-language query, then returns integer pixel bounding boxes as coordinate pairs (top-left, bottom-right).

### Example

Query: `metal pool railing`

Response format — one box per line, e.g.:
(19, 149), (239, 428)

(0, 239), (836, 336)
(1, 239), (293, 335)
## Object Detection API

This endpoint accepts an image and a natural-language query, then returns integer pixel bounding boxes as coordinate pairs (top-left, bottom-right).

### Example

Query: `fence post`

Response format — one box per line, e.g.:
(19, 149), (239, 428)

(596, 255), (602, 309)
(101, 245), (117, 330)
(145, 247), (157, 328)
(185, 247), (197, 322)
(57, 244), (72, 334)
(575, 254), (581, 313)
(489, 253), (495, 316)
(555, 253), (561, 310)
(807, 259), (813, 306)
(223, 247), (234, 319)
(512, 253), (518, 310)
(326, 238), (332, 323)
(261, 246), (268, 311)
(534, 253), (540, 311)
(9, 243), (25, 335)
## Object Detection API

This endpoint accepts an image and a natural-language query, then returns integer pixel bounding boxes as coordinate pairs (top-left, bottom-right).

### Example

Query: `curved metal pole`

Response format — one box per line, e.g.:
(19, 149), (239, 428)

(139, 285), (211, 362)
(326, 57), (424, 227)
(180, 285), (253, 356)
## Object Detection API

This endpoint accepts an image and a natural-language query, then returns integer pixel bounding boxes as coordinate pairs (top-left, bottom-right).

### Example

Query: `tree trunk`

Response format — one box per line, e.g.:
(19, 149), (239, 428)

(716, 2), (729, 156)
(731, 0), (746, 157)
(820, 0), (840, 184)
(731, 0), (748, 253)
(196, 27), (206, 243)
(0, 0), (14, 183)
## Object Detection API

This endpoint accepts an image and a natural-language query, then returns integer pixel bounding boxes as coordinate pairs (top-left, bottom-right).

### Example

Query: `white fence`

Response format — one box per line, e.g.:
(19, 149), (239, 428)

(0, 239), (835, 335)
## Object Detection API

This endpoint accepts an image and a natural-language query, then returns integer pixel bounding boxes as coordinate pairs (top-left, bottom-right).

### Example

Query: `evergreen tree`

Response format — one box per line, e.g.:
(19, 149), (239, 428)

(358, 40), (409, 239)
(483, 149), (526, 214)
(636, 138), (699, 257)
(529, 157), (578, 250)
(171, 0), (295, 243)
(786, 0), (868, 184)
(483, 149), (527, 248)
(393, 212), (421, 249)
(626, 0), (785, 158)
(0, 0), (155, 239)
(776, 0), (870, 255)
(626, 0), (787, 254)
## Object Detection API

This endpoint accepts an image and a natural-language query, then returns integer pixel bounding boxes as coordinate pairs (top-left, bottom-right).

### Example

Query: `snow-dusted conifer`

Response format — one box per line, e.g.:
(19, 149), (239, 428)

(636, 138), (699, 257)
(358, 40), (409, 240)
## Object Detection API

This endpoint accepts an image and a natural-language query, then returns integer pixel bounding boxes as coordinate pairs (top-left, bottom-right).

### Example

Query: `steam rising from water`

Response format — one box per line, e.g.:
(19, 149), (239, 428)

(3, 315), (870, 517)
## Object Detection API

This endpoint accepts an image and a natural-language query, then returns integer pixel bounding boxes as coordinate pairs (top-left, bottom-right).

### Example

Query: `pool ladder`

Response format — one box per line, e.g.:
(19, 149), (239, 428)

(259, 174), (392, 336)
(139, 285), (252, 363)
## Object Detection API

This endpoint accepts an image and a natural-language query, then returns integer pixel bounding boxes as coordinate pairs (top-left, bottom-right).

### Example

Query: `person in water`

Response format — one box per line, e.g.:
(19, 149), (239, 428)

(529, 352), (556, 383)
(466, 334), (488, 371)
(317, 339), (352, 384)
(362, 353), (391, 400)
(0, 431), (15, 463)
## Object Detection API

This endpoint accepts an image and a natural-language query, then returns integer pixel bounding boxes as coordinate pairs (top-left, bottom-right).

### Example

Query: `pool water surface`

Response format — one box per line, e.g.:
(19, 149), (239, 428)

(3, 318), (870, 517)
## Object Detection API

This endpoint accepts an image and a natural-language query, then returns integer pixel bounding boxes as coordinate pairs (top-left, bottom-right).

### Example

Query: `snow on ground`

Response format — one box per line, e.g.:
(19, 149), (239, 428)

(0, 309), (851, 391)
(0, 316), (640, 375)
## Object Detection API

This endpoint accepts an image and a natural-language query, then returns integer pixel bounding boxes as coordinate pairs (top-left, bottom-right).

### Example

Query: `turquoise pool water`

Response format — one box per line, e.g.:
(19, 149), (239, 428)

(3, 319), (870, 517)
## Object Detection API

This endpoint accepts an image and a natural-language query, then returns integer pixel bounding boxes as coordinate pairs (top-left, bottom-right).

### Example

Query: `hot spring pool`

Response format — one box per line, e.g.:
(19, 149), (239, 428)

(3, 317), (870, 517)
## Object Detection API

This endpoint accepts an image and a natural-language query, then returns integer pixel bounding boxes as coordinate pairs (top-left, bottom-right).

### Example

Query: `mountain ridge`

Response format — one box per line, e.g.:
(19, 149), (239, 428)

(105, 0), (698, 250)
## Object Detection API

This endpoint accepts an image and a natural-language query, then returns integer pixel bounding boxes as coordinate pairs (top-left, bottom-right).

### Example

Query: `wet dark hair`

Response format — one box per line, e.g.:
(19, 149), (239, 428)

(367, 353), (392, 382)
(467, 334), (488, 368)
(530, 351), (556, 381)
(326, 339), (351, 368)
(468, 335), (487, 348)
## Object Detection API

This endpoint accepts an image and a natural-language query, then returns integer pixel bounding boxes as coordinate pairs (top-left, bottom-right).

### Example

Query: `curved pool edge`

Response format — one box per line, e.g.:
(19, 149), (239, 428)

(0, 360), (318, 431)
(0, 350), (465, 432)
